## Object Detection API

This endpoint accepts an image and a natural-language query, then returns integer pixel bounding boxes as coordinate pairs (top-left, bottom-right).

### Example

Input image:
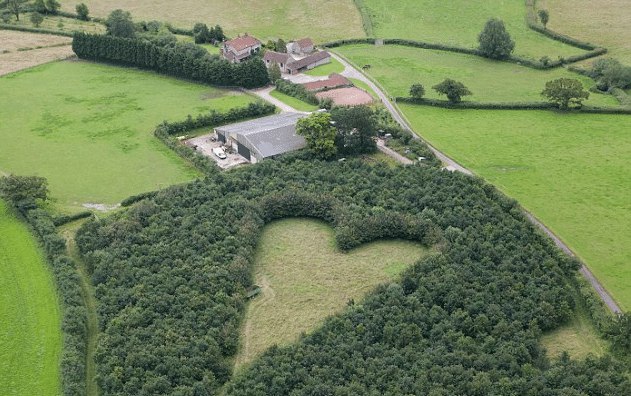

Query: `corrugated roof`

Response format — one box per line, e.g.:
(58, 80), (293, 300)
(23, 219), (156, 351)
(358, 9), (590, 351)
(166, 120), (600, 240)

(216, 113), (307, 158)
(287, 51), (330, 71)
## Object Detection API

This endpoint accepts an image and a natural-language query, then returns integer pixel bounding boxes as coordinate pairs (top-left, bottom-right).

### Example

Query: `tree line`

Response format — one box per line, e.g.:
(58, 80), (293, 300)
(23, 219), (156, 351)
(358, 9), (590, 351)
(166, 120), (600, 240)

(72, 32), (269, 88)
(75, 150), (630, 394)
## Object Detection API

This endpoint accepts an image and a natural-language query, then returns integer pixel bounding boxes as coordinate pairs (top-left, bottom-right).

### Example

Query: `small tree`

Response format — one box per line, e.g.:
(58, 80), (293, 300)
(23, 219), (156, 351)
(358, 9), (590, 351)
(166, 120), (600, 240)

(193, 23), (210, 44)
(34, 0), (46, 13)
(44, 0), (60, 15)
(541, 78), (589, 109)
(331, 105), (377, 155)
(478, 18), (515, 60)
(276, 38), (287, 53)
(105, 9), (135, 38)
(209, 24), (225, 43)
(409, 83), (425, 99)
(268, 62), (282, 83)
(296, 112), (337, 159)
(76, 3), (89, 21)
(30, 11), (44, 27)
(0, 175), (48, 211)
(538, 9), (549, 29)
(4, 0), (27, 21)
(433, 79), (472, 103)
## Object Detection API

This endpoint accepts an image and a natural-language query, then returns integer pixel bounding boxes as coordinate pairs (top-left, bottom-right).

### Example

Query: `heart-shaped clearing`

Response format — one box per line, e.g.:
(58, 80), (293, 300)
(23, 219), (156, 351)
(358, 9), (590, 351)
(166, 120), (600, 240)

(234, 218), (428, 369)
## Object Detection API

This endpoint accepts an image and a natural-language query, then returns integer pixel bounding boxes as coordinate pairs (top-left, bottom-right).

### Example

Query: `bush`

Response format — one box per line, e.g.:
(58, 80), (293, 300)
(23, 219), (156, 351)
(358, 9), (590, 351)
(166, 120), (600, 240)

(478, 18), (515, 60)
(75, 3), (89, 21)
(275, 79), (319, 105)
(53, 211), (93, 226)
(432, 79), (472, 103)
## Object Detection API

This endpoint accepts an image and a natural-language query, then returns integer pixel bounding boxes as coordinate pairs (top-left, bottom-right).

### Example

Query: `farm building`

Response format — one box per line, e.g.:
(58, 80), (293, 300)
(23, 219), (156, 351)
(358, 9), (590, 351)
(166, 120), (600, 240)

(263, 50), (331, 74)
(302, 73), (351, 92)
(215, 113), (307, 163)
(221, 34), (262, 63)
(287, 38), (315, 55)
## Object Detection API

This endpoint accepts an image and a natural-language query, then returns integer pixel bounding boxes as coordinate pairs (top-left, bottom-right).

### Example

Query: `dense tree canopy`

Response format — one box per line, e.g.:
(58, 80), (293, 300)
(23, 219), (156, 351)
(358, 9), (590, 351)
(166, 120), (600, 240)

(0, 175), (48, 211)
(433, 79), (472, 103)
(296, 112), (337, 159)
(105, 9), (135, 38)
(541, 78), (590, 109)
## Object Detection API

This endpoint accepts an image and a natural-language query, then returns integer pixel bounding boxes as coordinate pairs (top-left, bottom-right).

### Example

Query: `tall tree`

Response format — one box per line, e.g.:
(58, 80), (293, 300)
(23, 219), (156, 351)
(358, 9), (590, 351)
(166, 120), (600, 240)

(193, 22), (210, 44)
(541, 78), (589, 109)
(76, 3), (89, 20)
(3, 0), (27, 21)
(30, 11), (43, 27)
(478, 18), (515, 60)
(44, 0), (60, 14)
(268, 62), (282, 83)
(0, 175), (48, 210)
(33, 0), (46, 13)
(296, 112), (337, 159)
(276, 38), (287, 53)
(433, 79), (472, 103)
(105, 9), (135, 38)
(331, 105), (377, 155)
(538, 9), (550, 29)
(409, 83), (425, 99)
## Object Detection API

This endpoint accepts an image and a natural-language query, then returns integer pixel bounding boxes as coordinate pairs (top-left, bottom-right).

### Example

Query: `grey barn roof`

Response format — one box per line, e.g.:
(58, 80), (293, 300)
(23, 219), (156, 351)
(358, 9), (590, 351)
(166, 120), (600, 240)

(215, 113), (307, 159)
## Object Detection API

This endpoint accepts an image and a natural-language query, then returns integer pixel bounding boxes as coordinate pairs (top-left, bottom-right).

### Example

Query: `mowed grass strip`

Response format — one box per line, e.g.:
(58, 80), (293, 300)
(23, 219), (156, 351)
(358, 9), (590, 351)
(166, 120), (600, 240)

(0, 60), (254, 212)
(360, 0), (584, 59)
(336, 44), (618, 106)
(269, 89), (318, 112)
(235, 218), (427, 369)
(400, 105), (631, 310)
(62, 0), (364, 42)
(543, 0), (631, 63)
(0, 200), (62, 396)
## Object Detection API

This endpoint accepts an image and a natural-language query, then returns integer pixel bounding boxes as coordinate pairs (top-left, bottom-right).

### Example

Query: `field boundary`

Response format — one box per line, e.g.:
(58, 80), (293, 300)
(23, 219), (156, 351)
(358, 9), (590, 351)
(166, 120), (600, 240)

(351, 0), (374, 37)
(0, 24), (73, 37)
(322, 38), (606, 70)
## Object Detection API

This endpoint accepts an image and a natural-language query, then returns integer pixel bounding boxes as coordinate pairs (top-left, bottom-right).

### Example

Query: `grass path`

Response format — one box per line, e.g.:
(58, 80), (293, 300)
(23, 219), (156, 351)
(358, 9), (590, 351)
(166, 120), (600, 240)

(234, 218), (426, 369)
(0, 200), (62, 396)
(60, 220), (99, 396)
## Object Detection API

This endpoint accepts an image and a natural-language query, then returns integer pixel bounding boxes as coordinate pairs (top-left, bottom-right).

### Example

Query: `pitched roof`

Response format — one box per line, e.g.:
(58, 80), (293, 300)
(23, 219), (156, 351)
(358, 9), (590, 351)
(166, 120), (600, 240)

(263, 50), (292, 64)
(287, 51), (330, 71)
(295, 38), (314, 49)
(225, 35), (261, 52)
(302, 73), (351, 91)
(215, 113), (307, 158)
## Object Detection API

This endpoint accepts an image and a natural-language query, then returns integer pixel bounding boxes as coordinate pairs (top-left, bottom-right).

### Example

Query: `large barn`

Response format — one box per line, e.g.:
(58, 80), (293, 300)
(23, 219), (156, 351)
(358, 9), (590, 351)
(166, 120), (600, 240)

(214, 113), (307, 163)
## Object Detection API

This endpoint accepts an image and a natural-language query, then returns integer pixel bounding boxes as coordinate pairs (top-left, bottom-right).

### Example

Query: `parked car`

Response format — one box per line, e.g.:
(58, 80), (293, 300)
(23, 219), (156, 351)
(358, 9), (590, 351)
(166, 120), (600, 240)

(212, 147), (227, 159)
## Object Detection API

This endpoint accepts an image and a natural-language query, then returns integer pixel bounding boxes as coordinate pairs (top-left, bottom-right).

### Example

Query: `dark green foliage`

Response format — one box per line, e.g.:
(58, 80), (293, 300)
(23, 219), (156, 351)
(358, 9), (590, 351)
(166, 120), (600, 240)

(538, 9), (549, 28)
(409, 83), (425, 98)
(2, 183), (88, 396)
(275, 38), (286, 53)
(432, 79), (472, 103)
(478, 18), (515, 60)
(43, 0), (59, 14)
(105, 9), (135, 38)
(274, 79), (319, 105)
(542, 78), (590, 109)
(76, 153), (631, 395)
(192, 22), (210, 44)
(0, 174), (48, 212)
(72, 33), (270, 88)
(296, 112), (338, 159)
(33, 0), (46, 13)
(53, 211), (93, 227)
(397, 96), (555, 109)
(29, 11), (42, 27)
(609, 314), (631, 353)
(590, 58), (631, 91)
(268, 62), (281, 83)
(3, 0), (27, 21)
(75, 3), (89, 21)
(330, 105), (377, 155)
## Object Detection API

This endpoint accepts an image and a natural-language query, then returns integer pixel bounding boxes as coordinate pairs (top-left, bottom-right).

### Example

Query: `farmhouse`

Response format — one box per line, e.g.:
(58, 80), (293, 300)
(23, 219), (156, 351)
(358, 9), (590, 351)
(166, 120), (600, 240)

(287, 38), (315, 55)
(215, 112), (307, 163)
(263, 51), (293, 73)
(221, 34), (262, 63)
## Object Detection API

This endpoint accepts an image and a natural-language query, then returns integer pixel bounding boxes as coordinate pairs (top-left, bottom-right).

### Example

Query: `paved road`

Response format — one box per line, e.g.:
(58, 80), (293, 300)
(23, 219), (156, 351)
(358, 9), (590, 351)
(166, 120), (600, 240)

(248, 86), (308, 113)
(331, 51), (623, 314)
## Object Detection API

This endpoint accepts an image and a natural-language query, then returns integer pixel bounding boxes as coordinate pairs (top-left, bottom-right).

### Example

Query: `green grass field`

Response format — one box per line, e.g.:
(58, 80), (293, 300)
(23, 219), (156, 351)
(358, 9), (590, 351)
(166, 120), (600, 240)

(400, 105), (631, 310)
(4, 13), (105, 34)
(234, 218), (426, 369)
(336, 44), (618, 106)
(62, 0), (364, 42)
(544, 0), (631, 64)
(269, 89), (318, 112)
(0, 60), (254, 213)
(304, 57), (345, 76)
(0, 200), (62, 396)
(359, 0), (585, 59)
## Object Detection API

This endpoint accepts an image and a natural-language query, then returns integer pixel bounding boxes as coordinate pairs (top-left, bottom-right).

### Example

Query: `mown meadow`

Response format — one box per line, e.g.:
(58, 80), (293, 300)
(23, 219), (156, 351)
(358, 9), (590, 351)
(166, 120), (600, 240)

(400, 105), (631, 310)
(0, 60), (254, 212)
(0, 200), (61, 396)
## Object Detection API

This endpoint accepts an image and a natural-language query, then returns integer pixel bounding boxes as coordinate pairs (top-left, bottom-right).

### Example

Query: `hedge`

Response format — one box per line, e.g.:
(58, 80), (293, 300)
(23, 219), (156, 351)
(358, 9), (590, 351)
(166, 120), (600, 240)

(72, 33), (270, 89)
(396, 97), (556, 110)
(0, 23), (74, 37)
(120, 191), (159, 207)
(165, 24), (193, 36)
(53, 211), (93, 227)
(611, 88), (631, 108)
(351, 0), (374, 37)
(275, 79), (319, 105)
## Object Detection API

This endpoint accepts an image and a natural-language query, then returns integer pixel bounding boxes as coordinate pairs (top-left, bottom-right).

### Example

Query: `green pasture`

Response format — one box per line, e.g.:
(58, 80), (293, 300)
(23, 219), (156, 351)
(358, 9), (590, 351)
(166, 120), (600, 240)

(304, 57), (345, 76)
(360, 0), (585, 59)
(235, 218), (426, 369)
(269, 89), (318, 112)
(0, 60), (253, 213)
(62, 0), (364, 42)
(4, 13), (105, 34)
(0, 200), (62, 396)
(400, 105), (631, 311)
(337, 44), (617, 106)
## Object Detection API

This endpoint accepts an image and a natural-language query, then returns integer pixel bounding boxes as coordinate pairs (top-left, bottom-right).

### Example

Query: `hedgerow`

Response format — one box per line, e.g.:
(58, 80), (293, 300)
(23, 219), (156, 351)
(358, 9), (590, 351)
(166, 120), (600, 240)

(275, 79), (319, 105)
(77, 153), (630, 394)
(0, 23), (74, 37)
(72, 33), (269, 88)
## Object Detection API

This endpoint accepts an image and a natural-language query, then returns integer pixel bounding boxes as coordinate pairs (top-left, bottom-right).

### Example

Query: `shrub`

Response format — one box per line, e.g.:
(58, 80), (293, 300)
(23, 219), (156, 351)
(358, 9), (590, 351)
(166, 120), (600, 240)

(75, 3), (89, 21)
(275, 79), (319, 105)
(432, 79), (472, 103)
(409, 83), (425, 99)
(478, 18), (515, 60)
(542, 78), (590, 109)
(29, 11), (43, 27)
